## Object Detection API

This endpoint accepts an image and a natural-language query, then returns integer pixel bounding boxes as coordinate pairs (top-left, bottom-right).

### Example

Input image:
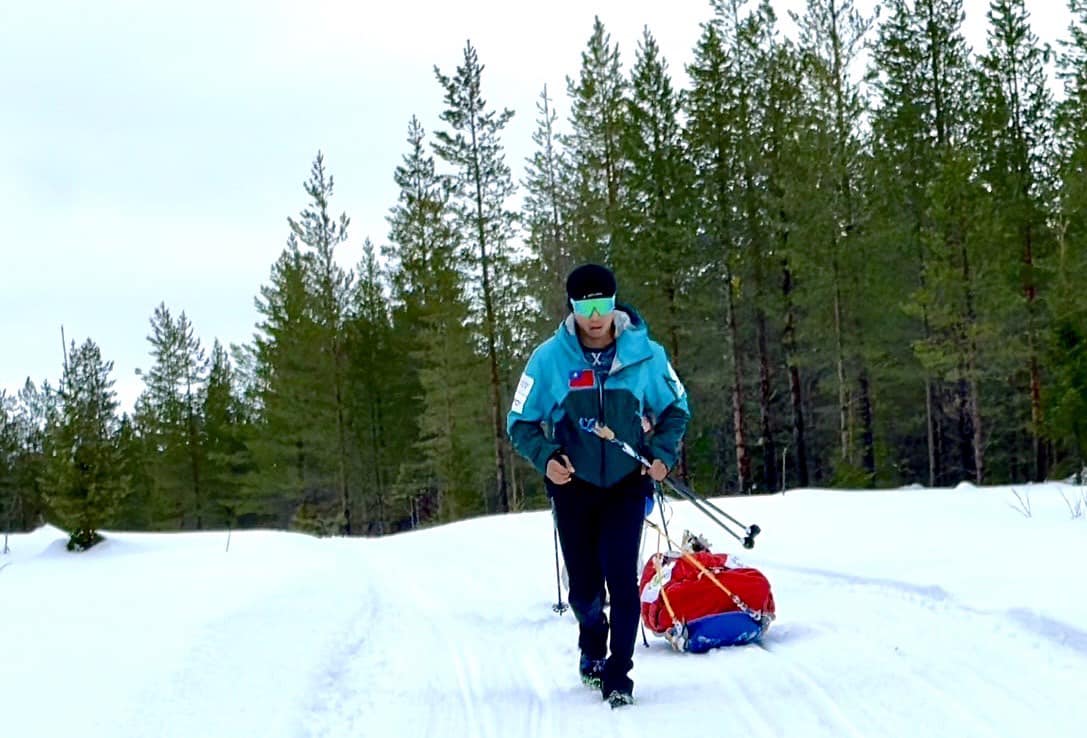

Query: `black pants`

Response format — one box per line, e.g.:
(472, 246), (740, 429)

(551, 473), (651, 694)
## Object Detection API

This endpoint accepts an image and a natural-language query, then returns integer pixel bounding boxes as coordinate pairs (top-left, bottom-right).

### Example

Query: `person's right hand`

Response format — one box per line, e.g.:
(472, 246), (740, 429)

(546, 453), (576, 485)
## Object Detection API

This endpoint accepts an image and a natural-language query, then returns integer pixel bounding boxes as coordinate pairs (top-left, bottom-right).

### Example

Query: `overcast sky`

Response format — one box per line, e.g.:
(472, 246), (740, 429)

(0, 0), (1072, 412)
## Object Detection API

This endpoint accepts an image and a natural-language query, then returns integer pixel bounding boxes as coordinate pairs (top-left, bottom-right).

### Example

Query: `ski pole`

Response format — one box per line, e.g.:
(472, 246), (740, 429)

(550, 499), (569, 615)
(664, 475), (761, 544)
(585, 422), (761, 549)
(661, 480), (759, 549)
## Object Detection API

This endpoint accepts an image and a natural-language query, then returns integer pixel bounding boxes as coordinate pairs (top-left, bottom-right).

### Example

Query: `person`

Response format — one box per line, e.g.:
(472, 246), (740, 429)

(506, 263), (690, 706)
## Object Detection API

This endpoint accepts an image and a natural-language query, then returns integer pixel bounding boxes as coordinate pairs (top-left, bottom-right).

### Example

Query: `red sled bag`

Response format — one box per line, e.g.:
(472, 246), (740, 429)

(639, 541), (776, 653)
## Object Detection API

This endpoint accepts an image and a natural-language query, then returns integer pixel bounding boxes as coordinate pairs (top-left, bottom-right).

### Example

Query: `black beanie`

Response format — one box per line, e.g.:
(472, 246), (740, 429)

(566, 263), (617, 301)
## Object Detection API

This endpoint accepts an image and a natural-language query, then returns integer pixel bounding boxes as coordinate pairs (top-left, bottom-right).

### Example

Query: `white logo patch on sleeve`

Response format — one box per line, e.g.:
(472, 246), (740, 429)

(666, 362), (686, 399)
(511, 373), (535, 414)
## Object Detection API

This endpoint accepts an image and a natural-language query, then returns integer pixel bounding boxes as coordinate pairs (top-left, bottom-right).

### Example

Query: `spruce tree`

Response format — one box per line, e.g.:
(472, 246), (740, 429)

(286, 152), (357, 531)
(792, 0), (876, 483)
(40, 339), (126, 550)
(1047, 0), (1087, 472)
(974, 0), (1056, 481)
(13, 380), (53, 529)
(386, 116), (489, 522)
(685, 17), (752, 491)
(133, 303), (209, 528)
(253, 242), (329, 531)
(202, 340), (258, 529)
(755, 23), (814, 489)
(1, 392), (18, 550)
(714, 0), (791, 491)
(618, 26), (698, 477)
(522, 86), (576, 333)
(618, 27), (696, 351)
(564, 17), (629, 264)
(346, 239), (401, 532)
(868, 0), (980, 484)
(433, 41), (520, 513)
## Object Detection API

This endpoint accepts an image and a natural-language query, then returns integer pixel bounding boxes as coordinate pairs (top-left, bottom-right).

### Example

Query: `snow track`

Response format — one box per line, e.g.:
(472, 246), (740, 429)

(304, 512), (1087, 738)
(5, 486), (1086, 738)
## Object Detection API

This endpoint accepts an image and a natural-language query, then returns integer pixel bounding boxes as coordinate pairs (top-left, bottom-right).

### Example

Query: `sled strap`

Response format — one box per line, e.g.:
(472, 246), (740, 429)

(645, 519), (772, 625)
(650, 529), (680, 629)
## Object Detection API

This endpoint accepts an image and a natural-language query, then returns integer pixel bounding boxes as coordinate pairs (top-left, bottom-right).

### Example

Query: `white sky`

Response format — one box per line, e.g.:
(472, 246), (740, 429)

(3, 483), (1087, 736)
(0, 0), (1072, 412)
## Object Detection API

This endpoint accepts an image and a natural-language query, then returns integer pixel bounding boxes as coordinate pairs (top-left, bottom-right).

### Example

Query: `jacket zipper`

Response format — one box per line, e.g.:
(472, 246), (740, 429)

(598, 375), (606, 485)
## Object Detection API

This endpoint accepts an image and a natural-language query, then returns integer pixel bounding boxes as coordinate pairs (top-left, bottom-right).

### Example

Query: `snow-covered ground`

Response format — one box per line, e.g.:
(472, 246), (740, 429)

(3, 482), (1086, 738)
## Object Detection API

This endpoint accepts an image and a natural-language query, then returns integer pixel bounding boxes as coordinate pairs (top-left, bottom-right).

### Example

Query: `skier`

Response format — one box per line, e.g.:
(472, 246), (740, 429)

(507, 263), (690, 707)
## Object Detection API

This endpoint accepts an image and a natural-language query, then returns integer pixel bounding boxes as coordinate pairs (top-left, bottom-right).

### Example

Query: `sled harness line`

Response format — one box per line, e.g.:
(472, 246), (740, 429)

(649, 524), (680, 627)
(585, 421), (761, 549)
(644, 518), (775, 627)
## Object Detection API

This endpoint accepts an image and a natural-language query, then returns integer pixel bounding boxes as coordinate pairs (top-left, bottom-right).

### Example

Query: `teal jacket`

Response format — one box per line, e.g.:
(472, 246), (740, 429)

(506, 306), (691, 490)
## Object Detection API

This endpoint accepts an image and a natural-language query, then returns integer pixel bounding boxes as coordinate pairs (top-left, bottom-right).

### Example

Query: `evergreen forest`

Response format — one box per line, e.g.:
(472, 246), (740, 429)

(3, 0), (1087, 548)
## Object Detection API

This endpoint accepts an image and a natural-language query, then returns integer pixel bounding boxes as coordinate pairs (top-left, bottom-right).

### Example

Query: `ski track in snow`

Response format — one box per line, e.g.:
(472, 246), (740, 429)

(116, 547), (361, 738)
(296, 521), (1087, 738)
(8, 488), (1086, 738)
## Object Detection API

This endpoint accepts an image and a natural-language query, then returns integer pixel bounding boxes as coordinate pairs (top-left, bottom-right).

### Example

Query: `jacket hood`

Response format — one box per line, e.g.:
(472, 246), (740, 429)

(557, 303), (652, 370)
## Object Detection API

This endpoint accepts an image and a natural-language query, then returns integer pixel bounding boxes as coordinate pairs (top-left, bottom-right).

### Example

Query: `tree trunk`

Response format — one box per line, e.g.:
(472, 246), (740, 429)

(189, 413), (202, 531)
(335, 366), (351, 535)
(1022, 223), (1045, 482)
(468, 121), (509, 514)
(858, 367), (875, 482)
(926, 378), (938, 487)
(782, 259), (809, 488)
(724, 267), (750, 493)
(756, 308), (778, 492)
(833, 258), (850, 464)
(369, 391), (386, 535)
(958, 227), (984, 485)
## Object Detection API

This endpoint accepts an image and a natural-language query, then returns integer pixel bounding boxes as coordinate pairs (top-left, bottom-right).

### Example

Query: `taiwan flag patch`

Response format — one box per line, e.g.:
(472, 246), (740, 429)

(569, 369), (596, 389)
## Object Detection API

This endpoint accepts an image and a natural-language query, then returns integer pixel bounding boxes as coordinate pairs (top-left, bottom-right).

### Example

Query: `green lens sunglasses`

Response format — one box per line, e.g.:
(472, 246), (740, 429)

(570, 295), (616, 318)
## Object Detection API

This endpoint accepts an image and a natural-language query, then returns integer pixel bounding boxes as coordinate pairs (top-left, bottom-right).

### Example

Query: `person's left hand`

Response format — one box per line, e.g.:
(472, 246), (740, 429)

(645, 459), (669, 482)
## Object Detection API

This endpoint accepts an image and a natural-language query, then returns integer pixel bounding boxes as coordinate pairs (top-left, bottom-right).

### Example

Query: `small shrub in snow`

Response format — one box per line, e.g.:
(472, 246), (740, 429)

(66, 528), (104, 552)
(1008, 488), (1032, 518)
(1059, 487), (1086, 521)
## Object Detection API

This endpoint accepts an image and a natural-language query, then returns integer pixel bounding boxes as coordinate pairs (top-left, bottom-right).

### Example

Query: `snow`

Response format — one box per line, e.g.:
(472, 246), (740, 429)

(3, 483), (1086, 738)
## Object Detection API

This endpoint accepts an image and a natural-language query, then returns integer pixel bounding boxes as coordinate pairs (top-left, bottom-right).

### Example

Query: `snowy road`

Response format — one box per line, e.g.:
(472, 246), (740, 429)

(301, 497), (1086, 738)
(4, 485), (1086, 738)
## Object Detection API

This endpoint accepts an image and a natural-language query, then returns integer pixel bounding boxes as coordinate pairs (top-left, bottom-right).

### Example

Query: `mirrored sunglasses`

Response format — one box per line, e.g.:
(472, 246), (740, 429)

(570, 295), (616, 318)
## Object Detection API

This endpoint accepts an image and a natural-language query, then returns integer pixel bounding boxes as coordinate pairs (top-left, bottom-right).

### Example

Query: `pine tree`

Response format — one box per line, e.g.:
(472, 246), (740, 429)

(618, 27), (696, 349)
(715, 0), (793, 491)
(346, 239), (400, 532)
(685, 17), (752, 491)
(40, 339), (126, 550)
(1, 392), (18, 550)
(286, 151), (357, 531)
(974, 0), (1056, 481)
(1056, 0), (1087, 286)
(868, 0), (980, 484)
(793, 0), (876, 483)
(253, 242), (328, 531)
(386, 116), (489, 522)
(564, 17), (629, 264)
(618, 26), (699, 477)
(202, 340), (258, 529)
(133, 303), (209, 528)
(1047, 0), (1087, 471)
(433, 41), (520, 513)
(522, 86), (576, 333)
(755, 23), (813, 489)
(114, 410), (154, 529)
(12, 380), (53, 530)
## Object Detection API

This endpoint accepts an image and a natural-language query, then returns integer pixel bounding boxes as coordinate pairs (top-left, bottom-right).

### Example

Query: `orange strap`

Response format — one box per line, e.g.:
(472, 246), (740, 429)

(644, 519), (770, 624)
(649, 527), (679, 627)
